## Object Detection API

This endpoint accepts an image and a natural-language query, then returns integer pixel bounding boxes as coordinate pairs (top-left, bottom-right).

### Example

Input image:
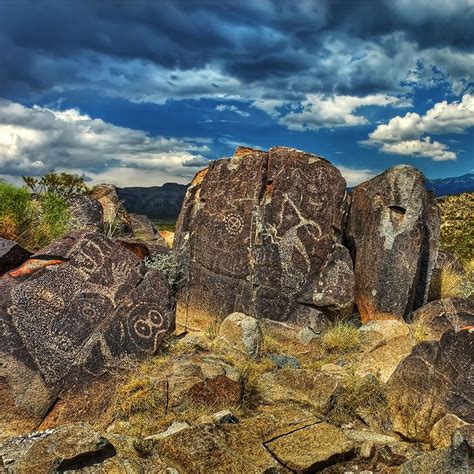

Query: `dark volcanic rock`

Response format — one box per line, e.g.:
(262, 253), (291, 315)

(386, 328), (474, 442)
(410, 297), (474, 340)
(0, 230), (174, 436)
(117, 182), (188, 219)
(347, 165), (440, 323)
(92, 183), (131, 236)
(0, 238), (32, 276)
(173, 146), (351, 330)
(67, 193), (104, 233)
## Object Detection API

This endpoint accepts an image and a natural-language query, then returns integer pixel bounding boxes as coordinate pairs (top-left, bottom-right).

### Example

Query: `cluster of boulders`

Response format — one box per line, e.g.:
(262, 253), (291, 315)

(1, 146), (473, 473)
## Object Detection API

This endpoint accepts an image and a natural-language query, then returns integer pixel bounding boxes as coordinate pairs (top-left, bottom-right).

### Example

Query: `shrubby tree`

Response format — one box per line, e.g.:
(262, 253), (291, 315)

(22, 172), (89, 198)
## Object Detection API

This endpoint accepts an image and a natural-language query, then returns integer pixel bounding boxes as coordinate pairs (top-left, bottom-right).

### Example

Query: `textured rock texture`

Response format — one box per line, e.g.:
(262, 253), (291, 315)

(347, 165), (440, 323)
(174, 146), (352, 330)
(411, 297), (474, 340)
(430, 414), (469, 449)
(386, 328), (474, 441)
(67, 193), (104, 233)
(0, 238), (32, 277)
(217, 312), (263, 359)
(0, 230), (174, 436)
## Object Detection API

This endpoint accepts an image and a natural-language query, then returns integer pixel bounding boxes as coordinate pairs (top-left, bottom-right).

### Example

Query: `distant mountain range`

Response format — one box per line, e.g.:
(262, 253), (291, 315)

(426, 173), (474, 197)
(118, 174), (474, 220)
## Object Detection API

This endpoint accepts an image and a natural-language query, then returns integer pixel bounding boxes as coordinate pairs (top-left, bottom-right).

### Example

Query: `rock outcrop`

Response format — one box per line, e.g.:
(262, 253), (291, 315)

(0, 230), (175, 436)
(347, 165), (440, 323)
(386, 328), (474, 441)
(67, 193), (104, 233)
(174, 146), (352, 330)
(92, 183), (131, 236)
(0, 238), (32, 277)
(410, 297), (474, 340)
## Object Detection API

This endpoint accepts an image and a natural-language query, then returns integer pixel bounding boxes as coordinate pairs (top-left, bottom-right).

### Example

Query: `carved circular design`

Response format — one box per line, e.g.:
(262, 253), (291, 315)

(224, 213), (244, 236)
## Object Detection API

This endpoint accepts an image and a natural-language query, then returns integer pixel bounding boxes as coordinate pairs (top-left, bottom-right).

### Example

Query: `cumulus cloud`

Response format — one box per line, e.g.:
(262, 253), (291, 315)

(363, 94), (474, 161)
(336, 165), (376, 187)
(0, 99), (209, 185)
(277, 94), (408, 131)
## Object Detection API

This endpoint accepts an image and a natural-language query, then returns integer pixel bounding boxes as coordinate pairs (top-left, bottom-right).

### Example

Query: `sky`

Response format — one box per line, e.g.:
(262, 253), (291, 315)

(0, 0), (473, 187)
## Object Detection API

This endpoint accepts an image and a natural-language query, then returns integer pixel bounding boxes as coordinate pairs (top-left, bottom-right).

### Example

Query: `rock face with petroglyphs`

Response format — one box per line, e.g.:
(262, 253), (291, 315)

(0, 230), (174, 436)
(346, 165), (440, 323)
(173, 146), (353, 330)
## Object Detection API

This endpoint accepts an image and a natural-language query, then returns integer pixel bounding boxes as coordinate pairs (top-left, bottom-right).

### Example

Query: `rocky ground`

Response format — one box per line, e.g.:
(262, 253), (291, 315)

(1, 146), (473, 473)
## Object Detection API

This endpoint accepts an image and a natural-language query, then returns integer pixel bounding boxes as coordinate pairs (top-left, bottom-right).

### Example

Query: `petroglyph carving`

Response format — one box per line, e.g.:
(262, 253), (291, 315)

(224, 213), (244, 236)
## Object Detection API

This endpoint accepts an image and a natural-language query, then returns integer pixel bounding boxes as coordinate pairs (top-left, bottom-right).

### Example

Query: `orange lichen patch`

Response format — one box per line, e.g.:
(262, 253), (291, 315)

(160, 230), (174, 249)
(460, 326), (474, 332)
(191, 167), (209, 187)
(357, 299), (400, 324)
(234, 146), (262, 158)
(8, 259), (65, 278)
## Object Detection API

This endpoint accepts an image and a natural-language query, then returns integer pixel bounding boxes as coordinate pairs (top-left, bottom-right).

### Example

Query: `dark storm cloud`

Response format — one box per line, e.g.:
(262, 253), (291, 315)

(0, 0), (472, 101)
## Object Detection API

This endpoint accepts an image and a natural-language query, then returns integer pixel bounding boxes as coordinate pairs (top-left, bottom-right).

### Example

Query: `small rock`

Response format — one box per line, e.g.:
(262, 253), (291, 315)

(211, 410), (238, 424)
(360, 441), (375, 459)
(217, 312), (263, 359)
(264, 422), (355, 472)
(145, 421), (190, 441)
(267, 353), (301, 369)
(430, 414), (469, 449)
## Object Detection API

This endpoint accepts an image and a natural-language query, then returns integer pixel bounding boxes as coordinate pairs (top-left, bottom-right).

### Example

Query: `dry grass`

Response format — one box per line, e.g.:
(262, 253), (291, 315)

(322, 321), (361, 353)
(328, 372), (389, 428)
(439, 264), (469, 298)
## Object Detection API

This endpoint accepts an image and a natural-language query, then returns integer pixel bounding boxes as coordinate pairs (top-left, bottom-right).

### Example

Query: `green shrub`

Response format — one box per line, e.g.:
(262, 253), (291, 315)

(23, 172), (89, 197)
(0, 182), (70, 250)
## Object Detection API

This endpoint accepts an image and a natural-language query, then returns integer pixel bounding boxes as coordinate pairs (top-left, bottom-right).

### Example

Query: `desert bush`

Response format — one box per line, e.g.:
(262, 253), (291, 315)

(322, 321), (361, 353)
(145, 253), (178, 285)
(23, 172), (89, 197)
(0, 182), (70, 249)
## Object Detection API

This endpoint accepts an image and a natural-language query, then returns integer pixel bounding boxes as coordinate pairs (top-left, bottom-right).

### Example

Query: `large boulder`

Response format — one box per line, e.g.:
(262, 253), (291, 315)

(173, 146), (352, 330)
(410, 297), (474, 340)
(0, 238), (32, 276)
(0, 230), (175, 436)
(386, 328), (474, 441)
(347, 165), (440, 323)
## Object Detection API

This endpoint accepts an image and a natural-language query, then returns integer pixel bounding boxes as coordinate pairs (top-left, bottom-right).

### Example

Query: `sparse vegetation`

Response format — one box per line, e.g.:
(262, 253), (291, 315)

(145, 253), (178, 285)
(0, 181), (70, 250)
(328, 372), (389, 428)
(322, 320), (361, 353)
(438, 192), (473, 269)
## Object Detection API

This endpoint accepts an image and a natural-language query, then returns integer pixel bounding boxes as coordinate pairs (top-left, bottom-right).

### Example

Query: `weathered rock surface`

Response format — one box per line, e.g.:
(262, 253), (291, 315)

(216, 312), (263, 359)
(67, 193), (104, 233)
(410, 297), (474, 340)
(0, 230), (175, 436)
(92, 183), (131, 236)
(165, 354), (243, 413)
(174, 146), (352, 330)
(430, 414), (469, 449)
(264, 422), (355, 472)
(386, 328), (474, 441)
(257, 369), (339, 414)
(356, 319), (415, 382)
(347, 165), (440, 323)
(0, 238), (32, 277)
(0, 423), (125, 473)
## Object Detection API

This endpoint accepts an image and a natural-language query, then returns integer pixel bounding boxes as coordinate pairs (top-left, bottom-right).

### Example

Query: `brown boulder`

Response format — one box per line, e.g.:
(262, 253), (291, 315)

(174, 146), (351, 330)
(0, 230), (174, 436)
(410, 297), (474, 340)
(92, 183), (131, 236)
(0, 238), (32, 277)
(347, 165), (440, 323)
(386, 328), (474, 441)
(67, 193), (104, 233)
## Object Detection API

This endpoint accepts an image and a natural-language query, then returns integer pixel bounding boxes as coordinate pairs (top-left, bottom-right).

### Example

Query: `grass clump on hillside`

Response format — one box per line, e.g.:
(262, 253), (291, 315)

(0, 181), (70, 250)
(322, 320), (361, 353)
